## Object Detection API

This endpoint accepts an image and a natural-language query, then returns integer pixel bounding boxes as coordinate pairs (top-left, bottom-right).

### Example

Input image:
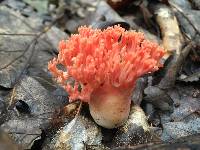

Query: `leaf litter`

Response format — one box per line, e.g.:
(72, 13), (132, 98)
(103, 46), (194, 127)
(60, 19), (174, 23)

(0, 0), (200, 150)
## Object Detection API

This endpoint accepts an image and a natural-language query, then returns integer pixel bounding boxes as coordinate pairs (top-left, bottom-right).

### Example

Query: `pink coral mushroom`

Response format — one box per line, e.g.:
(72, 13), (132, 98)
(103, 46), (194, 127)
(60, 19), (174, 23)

(48, 25), (164, 128)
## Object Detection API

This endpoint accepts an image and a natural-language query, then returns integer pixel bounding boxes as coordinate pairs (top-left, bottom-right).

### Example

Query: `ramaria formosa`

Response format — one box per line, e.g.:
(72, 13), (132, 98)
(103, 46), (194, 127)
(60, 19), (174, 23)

(48, 25), (165, 128)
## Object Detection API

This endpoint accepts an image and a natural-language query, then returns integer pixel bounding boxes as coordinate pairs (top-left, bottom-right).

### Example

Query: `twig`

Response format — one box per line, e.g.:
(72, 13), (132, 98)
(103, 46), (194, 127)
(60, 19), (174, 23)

(8, 86), (16, 109)
(75, 101), (83, 117)
(0, 49), (26, 52)
(32, 76), (57, 88)
(169, 1), (200, 36)
(0, 33), (38, 36)
(8, 132), (40, 135)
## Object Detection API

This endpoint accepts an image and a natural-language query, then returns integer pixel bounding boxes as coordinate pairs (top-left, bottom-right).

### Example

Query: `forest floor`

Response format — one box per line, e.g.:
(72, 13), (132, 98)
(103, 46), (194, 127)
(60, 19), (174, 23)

(0, 0), (200, 150)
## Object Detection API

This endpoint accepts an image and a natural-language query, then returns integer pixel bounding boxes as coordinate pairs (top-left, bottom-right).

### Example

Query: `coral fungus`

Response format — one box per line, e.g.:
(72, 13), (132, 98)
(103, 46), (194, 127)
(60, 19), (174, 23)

(48, 25), (164, 128)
